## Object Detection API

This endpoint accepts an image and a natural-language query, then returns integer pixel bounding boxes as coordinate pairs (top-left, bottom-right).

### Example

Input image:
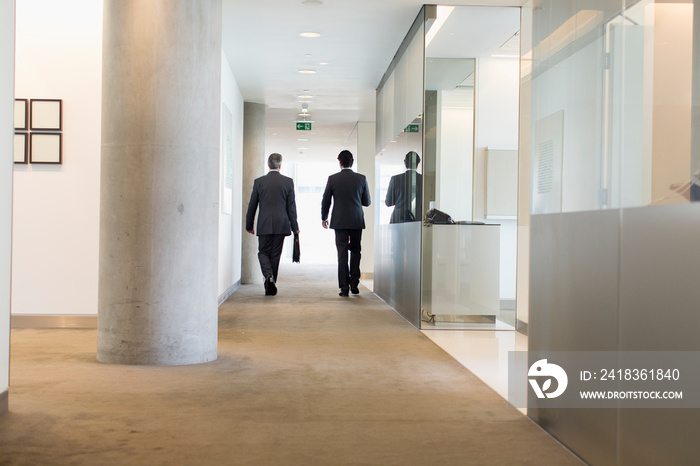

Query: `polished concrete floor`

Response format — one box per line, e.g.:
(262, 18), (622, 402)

(0, 264), (580, 465)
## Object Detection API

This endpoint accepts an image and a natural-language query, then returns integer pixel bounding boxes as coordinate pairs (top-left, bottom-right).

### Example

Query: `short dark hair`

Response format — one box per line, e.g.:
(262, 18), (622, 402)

(268, 153), (283, 169)
(404, 151), (421, 169)
(337, 150), (354, 168)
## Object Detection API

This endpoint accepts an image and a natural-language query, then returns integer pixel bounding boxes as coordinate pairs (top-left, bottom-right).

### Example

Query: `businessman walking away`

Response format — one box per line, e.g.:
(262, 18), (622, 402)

(246, 153), (299, 296)
(321, 150), (371, 296)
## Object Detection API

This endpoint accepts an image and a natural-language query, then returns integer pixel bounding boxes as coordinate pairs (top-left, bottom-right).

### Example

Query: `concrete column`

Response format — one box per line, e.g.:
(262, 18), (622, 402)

(98, 0), (222, 365)
(241, 102), (265, 284)
(0, 0), (14, 413)
(356, 121), (376, 277)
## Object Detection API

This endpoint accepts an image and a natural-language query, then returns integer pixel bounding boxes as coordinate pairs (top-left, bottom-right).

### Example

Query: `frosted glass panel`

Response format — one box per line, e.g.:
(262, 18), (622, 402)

(422, 225), (500, 327)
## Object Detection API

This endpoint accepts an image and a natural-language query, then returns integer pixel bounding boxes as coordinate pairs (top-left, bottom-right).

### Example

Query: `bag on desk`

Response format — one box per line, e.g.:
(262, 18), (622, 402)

(424, 208), (454, 225)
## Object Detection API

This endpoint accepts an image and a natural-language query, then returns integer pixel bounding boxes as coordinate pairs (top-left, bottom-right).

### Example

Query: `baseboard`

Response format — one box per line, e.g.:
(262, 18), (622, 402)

(516, 318), (528, 336)
(0, 389), (8, 416)
(218, 280), (240, 306)
(11, 315), (97, 329)
(360, 272), (374, 279)
(11, 287), (242, 327)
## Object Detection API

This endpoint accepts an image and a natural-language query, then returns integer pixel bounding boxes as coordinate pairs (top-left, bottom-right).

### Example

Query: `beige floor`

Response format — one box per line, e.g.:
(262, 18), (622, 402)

(0, 264), (580, 465)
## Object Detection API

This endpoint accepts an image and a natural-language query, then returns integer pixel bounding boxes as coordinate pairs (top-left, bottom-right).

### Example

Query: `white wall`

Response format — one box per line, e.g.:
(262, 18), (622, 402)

(474, 57), (520, 300)
(438, 104), (474, 221)
(12, 0), (102, 315)
(356, 121), (375, 275)
(218, 52), (244, 296)
(1, 0), (16, 401)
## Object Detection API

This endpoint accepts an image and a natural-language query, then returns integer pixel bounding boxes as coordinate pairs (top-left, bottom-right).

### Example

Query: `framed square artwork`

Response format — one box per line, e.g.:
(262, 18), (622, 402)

(14, 133), (28, 164)
(30, 99), (62, 131)
(14, 99), (28, 130)
(30, 132), (62, 164)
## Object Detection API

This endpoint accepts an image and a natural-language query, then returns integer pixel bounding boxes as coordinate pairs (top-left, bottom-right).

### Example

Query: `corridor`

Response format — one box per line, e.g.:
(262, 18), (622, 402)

(0, 265), (579, 465)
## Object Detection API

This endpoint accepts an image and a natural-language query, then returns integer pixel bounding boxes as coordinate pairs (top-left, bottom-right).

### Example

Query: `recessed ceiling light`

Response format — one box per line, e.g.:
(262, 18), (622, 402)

(298, 138), (309, 142)
(298, 94), (313, 99)
(302, 0), (323, 5)
(298, 69), (317, 74)
(304, 54), (313, 58)
(299, 32), (321, 38)
(298, 113), (311, 117)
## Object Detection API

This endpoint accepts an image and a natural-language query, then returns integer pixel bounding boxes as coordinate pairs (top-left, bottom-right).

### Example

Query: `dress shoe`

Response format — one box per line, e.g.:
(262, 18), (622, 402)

(339, 287), (349, 297)
(267, 276), (277, 296)
(350, 278), (360, 295)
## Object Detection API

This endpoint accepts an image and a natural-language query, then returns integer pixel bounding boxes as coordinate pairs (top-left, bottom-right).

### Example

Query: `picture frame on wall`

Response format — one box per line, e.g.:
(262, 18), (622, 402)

(14, 99), (28, 130)
(14, 133), (28, 164)
(30, 99), (62, 131)
(30, 132), (62, 164)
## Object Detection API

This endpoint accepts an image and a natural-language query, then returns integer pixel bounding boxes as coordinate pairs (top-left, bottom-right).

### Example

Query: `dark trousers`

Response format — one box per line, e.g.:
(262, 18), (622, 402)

(334, 229), (362, 289)
(258, 234), (286, 282)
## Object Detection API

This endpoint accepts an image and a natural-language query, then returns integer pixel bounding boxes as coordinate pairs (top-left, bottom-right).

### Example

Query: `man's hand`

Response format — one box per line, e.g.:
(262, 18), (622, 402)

(322, 220), (329, 229)
(295, 230), (300, 235)
(246, 229), (255, 235)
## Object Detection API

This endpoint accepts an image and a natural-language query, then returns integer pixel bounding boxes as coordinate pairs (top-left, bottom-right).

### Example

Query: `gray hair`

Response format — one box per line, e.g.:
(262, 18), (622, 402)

(268, 153), (283, 169)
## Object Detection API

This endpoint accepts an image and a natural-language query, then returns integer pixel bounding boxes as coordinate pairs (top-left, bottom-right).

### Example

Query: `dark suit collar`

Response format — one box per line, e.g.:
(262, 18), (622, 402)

(267, 170), (281, 175)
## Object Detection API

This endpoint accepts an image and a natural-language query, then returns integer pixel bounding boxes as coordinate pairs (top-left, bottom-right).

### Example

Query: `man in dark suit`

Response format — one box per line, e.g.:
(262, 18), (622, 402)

(246, 153), (299, 296)
(385, 151), (423, 223)
(321, 150), (371, 296)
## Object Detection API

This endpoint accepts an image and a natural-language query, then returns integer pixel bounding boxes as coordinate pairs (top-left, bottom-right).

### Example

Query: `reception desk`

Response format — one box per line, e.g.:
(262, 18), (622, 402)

(422, 224), (500, 320)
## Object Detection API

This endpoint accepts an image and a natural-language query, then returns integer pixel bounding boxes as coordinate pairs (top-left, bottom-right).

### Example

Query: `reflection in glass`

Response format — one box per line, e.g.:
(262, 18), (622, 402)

(385, 151), (423, 223)
(373, 9), (425, 326)
(532, 0), (695, 212)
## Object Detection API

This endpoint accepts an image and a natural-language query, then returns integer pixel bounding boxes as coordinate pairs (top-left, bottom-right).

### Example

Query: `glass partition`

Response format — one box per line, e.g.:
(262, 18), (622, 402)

(421, 6), (520, 329)
(531, 0), (695, 214)
(374, 9), (425, 327)
(374, 5), (521, 329)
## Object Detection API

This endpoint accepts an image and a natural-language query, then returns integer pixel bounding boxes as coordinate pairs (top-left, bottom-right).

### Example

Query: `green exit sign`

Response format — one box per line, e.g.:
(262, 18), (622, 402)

(296, 122), (312, 131)
(404, 124), (420, 133)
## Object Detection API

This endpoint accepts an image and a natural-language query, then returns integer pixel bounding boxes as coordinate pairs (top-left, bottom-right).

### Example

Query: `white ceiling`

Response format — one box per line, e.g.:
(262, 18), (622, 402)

(222, 0), (524, 163)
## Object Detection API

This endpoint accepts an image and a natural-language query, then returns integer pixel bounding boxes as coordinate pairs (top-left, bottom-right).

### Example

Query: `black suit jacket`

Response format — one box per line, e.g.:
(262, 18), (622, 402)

(321, 168), (371, 230)
(385, 170), (423, 223)
(246, 171), (299, 236)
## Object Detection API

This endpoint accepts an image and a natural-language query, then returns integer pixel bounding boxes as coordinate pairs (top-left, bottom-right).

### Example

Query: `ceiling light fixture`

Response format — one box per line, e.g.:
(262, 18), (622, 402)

(425, 6), (454, 48)
(302, 0), (323, 5)
(298, 94), (313, 99)
(299, 32), (321, 38)
(298, 69), (317, 74)
(319, 62), (329, 65)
